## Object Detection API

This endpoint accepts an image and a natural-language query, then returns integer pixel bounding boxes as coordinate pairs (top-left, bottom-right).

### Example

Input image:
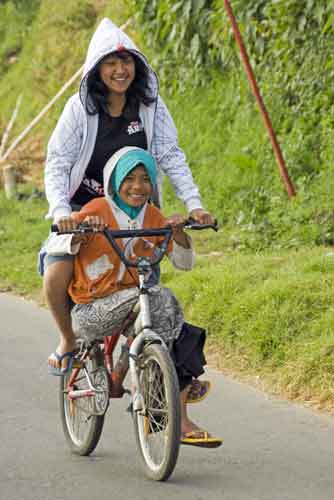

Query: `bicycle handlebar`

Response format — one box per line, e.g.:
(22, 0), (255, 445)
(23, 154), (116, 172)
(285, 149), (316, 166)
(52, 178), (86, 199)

(50, 218), (219, 268)
(50, 224), (173, 238)
(50, 218), (218, 235)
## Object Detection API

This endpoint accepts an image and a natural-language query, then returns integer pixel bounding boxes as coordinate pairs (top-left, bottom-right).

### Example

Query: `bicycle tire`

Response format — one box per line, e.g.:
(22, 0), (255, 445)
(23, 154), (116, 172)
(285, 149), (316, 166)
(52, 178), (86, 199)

(59, 345), (106, 456)
(133, 342), (181, 481)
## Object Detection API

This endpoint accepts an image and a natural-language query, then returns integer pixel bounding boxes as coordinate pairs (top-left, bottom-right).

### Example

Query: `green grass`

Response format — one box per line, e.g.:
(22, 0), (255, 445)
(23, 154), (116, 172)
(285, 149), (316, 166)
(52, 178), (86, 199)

(162, 247), (334, 408)
(0, 188), (48, 296)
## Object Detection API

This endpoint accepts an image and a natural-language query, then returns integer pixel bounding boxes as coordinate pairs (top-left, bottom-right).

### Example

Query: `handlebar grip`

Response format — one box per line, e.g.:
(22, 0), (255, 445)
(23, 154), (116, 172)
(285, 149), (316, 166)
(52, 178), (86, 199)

(51, 221), (93, 234)
(185, 218), (219, 232)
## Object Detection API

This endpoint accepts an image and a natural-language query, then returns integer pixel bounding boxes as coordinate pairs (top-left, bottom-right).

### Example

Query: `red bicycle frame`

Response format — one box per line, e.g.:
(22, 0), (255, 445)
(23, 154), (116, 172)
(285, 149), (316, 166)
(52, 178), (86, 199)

(66, 310), (137, 401)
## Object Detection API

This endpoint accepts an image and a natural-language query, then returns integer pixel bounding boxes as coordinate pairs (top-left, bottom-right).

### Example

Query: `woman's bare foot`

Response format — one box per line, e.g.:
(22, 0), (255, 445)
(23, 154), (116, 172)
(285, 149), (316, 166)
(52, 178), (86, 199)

(48, 338), (77, 372)
(181, 419), (202, 436)
(180, 384), (203, 435)
(179, 383), (222, 447)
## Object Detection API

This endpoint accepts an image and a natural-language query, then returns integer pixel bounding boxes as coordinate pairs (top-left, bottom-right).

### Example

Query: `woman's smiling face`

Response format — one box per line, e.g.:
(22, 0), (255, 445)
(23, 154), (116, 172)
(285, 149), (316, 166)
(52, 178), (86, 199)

(119, 165), (152, 207)
(99, 51), (135, 95)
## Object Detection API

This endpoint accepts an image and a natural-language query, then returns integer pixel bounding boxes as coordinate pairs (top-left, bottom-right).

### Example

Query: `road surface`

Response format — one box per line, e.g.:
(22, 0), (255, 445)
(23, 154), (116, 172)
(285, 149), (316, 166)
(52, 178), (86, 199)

(1, 293), (334, 500)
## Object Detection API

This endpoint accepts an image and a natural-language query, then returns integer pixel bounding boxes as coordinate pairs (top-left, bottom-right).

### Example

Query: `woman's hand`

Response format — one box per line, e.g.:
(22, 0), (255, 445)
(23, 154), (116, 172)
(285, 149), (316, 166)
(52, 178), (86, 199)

(189, 208), (215, 225)
(165, 213), (190, 249)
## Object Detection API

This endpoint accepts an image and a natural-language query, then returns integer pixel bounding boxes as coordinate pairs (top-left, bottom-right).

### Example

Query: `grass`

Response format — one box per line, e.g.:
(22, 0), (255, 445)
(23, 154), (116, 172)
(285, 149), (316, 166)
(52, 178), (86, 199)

(0, 187), (48, 297)
(162, 247), (334, 411)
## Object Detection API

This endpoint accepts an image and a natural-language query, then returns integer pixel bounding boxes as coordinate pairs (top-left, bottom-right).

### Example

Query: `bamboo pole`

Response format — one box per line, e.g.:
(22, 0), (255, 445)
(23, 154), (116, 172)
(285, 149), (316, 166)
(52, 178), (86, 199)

(1, 67), (83, 162)
(0, 95), (23, 198)
(0, 94), (22, 159)
(223, 0), (296, 198)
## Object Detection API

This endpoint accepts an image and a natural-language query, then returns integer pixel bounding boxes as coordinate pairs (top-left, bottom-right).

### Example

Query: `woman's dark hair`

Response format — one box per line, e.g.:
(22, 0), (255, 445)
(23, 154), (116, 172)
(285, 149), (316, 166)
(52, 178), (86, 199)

(84, 51), (156, 116)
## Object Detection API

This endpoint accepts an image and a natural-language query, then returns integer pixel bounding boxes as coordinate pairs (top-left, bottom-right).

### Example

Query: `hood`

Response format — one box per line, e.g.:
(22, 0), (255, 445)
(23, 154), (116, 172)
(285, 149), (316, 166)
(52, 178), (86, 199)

(103, 146), (147, 207)
(80, 18), (158, 106)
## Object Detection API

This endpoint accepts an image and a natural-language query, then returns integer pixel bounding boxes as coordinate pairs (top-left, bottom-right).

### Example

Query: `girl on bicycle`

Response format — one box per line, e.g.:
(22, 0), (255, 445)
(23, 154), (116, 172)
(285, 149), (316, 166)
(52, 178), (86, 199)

(46, 147), (222, 448)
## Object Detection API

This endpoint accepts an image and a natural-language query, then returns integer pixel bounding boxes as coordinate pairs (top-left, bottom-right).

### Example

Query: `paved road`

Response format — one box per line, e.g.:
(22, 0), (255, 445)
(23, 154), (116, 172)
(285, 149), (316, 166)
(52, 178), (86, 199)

(1, 293), (334, 500)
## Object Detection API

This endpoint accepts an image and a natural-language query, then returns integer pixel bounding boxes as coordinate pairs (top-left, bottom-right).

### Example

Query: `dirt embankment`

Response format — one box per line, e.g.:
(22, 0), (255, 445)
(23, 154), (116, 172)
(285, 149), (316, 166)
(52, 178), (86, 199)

(0, 135), (44, 190)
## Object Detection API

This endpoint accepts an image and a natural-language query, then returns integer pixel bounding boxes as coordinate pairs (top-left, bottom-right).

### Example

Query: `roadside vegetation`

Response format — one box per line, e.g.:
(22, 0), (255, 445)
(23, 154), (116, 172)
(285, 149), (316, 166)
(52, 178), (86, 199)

(0, 0), (334, 412)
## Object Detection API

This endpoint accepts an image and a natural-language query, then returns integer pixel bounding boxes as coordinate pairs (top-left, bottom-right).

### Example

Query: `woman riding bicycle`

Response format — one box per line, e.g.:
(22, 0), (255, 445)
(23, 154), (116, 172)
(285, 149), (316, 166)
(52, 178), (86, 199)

(46, 147), (222, 448)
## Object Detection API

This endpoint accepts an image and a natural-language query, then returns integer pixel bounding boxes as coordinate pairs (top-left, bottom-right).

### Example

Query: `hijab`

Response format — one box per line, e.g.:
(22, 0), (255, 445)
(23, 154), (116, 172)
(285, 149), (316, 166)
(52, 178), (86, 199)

(110, 149), (157, 219)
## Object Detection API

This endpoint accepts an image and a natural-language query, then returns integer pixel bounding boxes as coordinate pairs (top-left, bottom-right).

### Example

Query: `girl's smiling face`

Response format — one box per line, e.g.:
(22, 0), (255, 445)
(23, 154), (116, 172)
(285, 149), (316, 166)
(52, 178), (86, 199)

(99, 51), (136, 95)
(119, 165), (152, 207)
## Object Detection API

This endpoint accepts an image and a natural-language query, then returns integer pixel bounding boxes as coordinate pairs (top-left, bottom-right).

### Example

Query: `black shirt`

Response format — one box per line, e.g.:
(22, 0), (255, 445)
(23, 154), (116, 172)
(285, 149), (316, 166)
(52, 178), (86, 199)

(72, 105), (147, 206)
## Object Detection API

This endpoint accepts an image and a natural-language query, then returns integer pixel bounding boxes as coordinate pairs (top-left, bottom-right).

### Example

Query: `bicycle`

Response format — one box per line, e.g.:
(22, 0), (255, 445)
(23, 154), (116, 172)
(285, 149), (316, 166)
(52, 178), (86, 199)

(52, 218), (218, 481)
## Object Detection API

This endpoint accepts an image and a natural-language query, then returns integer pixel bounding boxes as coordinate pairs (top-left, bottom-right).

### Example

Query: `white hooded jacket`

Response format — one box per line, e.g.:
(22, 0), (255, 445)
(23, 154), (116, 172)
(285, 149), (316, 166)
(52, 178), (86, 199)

(45, 18), (203, 220)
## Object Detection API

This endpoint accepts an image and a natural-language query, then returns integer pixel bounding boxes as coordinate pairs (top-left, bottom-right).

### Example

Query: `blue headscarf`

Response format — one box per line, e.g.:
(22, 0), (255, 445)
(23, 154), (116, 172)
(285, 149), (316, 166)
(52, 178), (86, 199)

(110, 149), (157, 219)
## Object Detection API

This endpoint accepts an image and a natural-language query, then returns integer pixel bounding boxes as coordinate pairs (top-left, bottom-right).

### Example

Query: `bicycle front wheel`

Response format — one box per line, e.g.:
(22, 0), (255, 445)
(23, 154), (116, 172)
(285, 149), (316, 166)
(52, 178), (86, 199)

(133, 342), (181, 481)
(60, 345), (107, 456)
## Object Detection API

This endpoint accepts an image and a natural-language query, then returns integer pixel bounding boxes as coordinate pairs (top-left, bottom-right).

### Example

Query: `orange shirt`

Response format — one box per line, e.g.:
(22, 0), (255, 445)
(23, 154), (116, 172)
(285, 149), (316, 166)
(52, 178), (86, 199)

(69, 198), (171, 304)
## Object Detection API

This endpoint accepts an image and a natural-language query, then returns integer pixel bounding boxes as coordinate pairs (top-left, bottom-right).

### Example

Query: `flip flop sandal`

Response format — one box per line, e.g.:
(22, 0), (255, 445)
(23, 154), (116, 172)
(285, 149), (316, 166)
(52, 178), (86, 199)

(180, 430), (223, 448)
(47, 350), (76, 376)
(186, 380), (211, 404)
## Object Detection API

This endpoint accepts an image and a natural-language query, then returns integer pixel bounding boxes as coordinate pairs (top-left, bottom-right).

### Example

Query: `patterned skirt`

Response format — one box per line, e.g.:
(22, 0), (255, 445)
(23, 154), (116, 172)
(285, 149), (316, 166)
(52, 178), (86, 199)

(71, 285), (184, 345)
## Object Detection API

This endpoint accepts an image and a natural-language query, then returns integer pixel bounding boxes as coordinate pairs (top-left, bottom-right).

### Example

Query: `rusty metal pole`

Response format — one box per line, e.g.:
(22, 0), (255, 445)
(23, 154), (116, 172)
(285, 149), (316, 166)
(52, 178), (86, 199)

(223, 0), (296, 198)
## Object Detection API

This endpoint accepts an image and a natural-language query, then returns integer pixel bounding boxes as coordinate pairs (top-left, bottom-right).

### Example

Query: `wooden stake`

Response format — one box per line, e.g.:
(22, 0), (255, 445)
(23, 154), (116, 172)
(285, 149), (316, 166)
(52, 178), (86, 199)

(2, 163), (17, 199)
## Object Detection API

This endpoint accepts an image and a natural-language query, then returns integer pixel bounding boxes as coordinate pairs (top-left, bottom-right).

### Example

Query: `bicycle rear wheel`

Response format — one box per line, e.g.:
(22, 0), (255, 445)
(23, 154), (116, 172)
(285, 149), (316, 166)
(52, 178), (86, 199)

(60, 345), (108, 456)
(133, 342), (181, 481)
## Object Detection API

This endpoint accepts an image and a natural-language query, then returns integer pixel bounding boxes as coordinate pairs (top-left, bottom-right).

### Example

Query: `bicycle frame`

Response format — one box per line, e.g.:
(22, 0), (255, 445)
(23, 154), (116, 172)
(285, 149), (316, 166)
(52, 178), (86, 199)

(65, 319), (133, 402)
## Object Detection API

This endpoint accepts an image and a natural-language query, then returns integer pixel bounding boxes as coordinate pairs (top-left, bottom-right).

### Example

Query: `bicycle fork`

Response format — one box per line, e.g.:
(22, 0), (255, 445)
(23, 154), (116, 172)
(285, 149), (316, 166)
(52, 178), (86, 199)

(129, 274), (165, 413)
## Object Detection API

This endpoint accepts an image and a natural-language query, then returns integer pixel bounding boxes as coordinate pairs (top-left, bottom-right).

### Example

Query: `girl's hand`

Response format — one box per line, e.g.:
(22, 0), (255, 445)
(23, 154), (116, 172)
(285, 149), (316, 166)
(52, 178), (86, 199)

(74, 215), (106, 244)
(54, 215), (79, 232)
(54, 215), (106, 245)
(54, 215), (85, 246)
(82, 215), (106, 230)
(54, 214), (106, 231)
(165, 214), (190, 248)
(165, 213), (187, 231)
